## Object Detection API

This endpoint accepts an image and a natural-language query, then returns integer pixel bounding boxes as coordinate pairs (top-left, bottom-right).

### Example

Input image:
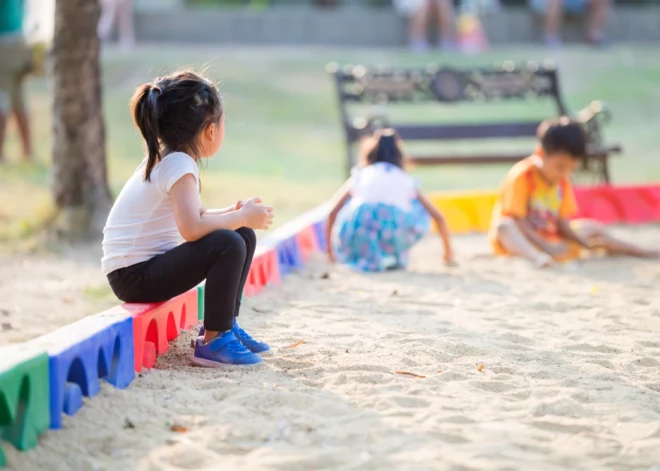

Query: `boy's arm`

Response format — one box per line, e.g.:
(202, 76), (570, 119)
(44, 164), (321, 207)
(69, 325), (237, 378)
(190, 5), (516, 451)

(417, 191), (454, 264)
(326, 179), (353, 262)
(500, 170), (563, 256)
(557, 219), (591, 248)
(557, 182), (587, 246)
(514, 217), (558, 255)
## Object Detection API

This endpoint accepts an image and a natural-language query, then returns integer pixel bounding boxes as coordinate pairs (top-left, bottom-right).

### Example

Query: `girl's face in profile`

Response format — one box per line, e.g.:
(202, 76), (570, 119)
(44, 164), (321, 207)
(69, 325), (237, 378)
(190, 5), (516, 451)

(200, 115), (225, 159)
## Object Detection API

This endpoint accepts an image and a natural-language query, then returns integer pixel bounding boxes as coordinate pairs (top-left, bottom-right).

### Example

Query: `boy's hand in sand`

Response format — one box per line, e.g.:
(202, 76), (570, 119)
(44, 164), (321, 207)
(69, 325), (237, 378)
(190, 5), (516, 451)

(545, 241), (569, 259)
(534, 253), (554, 269)
(239, 198), (274, 230)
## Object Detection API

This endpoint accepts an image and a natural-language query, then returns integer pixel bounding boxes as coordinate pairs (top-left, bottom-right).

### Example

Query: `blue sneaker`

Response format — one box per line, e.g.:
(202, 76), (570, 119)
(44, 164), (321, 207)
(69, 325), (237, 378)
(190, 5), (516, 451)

(191, 331), (263, 367)
(233, 320), (271, 355)
(197, 321), (271, 355)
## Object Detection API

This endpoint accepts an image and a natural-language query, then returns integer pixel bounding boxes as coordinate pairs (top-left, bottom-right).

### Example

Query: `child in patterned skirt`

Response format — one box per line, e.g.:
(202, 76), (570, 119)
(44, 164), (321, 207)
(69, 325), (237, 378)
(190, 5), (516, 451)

(326, 128), (454, 272)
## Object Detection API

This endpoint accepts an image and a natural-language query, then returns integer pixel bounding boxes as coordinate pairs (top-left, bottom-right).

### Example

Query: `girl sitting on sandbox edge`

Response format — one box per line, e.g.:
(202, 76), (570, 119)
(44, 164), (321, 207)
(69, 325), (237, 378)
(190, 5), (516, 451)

(102, 70), (273, 367)
(327, 128), (455, 272)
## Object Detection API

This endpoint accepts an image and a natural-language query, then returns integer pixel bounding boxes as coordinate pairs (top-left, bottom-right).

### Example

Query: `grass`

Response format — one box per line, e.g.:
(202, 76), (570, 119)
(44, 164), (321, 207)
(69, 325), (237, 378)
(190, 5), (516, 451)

(1, 44), (660, 247)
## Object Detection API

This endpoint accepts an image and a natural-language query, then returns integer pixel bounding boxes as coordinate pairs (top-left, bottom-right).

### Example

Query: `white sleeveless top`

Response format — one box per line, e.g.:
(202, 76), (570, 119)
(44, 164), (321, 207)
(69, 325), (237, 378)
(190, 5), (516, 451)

(101, 152), (199, 275)
(349, 162), (418, 211)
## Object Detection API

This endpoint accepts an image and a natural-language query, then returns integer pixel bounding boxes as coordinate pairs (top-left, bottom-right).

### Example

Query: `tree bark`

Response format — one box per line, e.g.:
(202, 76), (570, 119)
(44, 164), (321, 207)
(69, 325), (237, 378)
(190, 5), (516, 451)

(51, 0), (112, 239)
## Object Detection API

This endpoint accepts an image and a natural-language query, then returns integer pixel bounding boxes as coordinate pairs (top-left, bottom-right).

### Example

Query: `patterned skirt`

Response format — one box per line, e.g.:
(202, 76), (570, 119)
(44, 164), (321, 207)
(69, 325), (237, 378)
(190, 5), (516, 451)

(332, 200), (430, 273)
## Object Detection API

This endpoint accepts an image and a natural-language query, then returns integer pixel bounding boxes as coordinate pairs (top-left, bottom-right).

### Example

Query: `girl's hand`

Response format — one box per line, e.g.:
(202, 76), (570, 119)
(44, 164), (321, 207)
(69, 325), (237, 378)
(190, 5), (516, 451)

(443, 250), (457, 267)
(327, 246), (336, 263)
(239, 197), (274, 230)
(235, 200), (245, 211)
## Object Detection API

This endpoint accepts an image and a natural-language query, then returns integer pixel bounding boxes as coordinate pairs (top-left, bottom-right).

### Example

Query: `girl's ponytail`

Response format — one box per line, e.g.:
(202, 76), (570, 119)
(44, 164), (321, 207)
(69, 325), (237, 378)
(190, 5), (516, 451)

(130, 84), (162, 182)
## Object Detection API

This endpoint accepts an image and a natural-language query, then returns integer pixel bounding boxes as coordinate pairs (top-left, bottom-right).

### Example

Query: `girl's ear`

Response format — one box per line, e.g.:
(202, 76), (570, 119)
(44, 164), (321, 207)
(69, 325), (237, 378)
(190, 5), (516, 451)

(205, 122), (216, 141)
(535, 146), (545, 157)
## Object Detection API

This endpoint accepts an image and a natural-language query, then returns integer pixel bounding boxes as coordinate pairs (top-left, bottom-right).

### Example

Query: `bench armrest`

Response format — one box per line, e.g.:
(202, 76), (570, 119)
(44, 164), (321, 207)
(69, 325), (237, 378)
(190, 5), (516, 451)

(574, 100), (613, 151)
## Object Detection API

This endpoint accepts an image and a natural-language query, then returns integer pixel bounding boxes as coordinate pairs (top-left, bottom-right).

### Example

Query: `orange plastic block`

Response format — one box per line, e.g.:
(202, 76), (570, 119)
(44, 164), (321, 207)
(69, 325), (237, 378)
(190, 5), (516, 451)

(296, 226), (319, 262)
(429, 191), (498, 234)
(244, 248), (281, 297)
(122, 289), (198, 372)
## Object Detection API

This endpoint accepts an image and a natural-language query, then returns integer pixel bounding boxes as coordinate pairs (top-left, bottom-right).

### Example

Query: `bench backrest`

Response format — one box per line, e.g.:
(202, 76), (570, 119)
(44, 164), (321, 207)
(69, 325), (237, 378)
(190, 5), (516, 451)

(328, 61), (570, 171)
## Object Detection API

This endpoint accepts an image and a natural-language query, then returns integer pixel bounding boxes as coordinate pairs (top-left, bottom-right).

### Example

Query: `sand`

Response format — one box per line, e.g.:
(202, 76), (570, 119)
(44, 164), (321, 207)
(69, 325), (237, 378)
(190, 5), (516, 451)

(3, 226), (660, 471)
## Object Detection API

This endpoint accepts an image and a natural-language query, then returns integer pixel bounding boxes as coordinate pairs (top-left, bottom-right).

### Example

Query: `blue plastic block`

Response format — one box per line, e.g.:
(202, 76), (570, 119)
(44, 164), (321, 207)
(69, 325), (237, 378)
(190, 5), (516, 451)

(29, 308), (135, 429)
(276, 236), (303, 276)
(313, 220), (328, 252)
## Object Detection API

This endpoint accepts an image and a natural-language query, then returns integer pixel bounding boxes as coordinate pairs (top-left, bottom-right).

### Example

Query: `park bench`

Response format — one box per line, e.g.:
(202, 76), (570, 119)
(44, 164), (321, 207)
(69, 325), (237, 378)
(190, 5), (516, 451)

(327, 61), (621, 184)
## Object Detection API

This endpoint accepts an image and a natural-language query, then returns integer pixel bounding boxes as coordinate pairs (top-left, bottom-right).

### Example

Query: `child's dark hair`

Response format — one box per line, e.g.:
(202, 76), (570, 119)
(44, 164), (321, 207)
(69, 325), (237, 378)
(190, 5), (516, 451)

(130, 70), (223, 181)
(360, 128), (405, 168)
(537, 117), (587, 160)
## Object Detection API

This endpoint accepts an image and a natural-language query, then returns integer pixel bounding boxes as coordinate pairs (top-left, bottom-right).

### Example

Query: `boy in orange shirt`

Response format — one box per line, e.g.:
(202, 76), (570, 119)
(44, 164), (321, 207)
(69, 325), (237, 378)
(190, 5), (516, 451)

(489, 118), (658, 267)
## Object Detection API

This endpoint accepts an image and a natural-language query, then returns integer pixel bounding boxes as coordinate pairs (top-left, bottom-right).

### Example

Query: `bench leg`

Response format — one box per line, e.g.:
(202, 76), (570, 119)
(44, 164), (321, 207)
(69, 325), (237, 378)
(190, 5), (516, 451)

(601, 154), (611, 185)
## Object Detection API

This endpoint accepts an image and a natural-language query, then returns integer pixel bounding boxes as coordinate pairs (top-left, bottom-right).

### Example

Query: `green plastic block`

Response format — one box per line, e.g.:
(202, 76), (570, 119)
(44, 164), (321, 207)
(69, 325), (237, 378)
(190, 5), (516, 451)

(197, 284), (205, 321)
(0, 347), (50, 467)
(195, 284), (245, 323)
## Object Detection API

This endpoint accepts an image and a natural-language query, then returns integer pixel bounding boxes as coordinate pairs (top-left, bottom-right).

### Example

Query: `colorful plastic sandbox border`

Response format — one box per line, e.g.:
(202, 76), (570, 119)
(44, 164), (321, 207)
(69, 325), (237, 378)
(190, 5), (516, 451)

(429, 184), (660, 234)
(1, 185), (659, 466)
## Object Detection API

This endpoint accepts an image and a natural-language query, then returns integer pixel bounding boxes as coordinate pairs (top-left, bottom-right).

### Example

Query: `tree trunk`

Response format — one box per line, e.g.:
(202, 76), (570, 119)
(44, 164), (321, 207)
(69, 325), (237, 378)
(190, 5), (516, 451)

(51, 0), (112, 239)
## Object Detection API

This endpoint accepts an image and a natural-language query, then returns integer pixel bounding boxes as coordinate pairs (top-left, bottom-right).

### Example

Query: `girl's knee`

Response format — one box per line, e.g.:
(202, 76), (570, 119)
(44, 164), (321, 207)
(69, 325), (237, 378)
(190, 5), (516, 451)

(236, 227), (257, 246)
(205, 230), (247, 259)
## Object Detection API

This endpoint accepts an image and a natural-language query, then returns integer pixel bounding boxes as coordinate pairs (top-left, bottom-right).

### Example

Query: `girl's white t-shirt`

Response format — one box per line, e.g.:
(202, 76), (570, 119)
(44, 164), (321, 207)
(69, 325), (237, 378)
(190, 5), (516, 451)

(349, 162), (418, 211)
(101, 152), (199, 275)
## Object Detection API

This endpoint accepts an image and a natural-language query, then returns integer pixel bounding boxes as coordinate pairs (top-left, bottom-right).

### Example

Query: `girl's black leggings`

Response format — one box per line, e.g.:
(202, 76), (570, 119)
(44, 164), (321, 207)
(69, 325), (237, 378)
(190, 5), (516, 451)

(107, 228), (256, 332)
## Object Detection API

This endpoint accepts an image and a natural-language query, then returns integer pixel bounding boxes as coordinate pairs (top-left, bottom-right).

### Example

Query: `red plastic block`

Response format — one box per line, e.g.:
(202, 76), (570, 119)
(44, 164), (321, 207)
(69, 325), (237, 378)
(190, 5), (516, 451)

(122, 289), (198, 372)
(296, 226), (318, 262)
(575, 185), (660, 225)
(613, 186), (659, 224)
(645, 185), (660, 205)
(244, 248), (281, 297)
(573, 186), (622, 224)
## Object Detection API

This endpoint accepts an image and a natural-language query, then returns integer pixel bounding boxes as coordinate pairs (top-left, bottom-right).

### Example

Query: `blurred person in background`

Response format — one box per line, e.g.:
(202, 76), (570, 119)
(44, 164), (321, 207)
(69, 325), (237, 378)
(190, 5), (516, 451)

(530, 0), (611, 47)
(99, 0), (135, 49)
(0, 0), (33, 163)
(394, 0), (457, 53)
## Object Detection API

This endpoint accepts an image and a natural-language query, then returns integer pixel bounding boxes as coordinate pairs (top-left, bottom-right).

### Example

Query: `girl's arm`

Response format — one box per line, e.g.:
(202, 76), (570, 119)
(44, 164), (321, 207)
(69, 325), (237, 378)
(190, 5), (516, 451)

(326, 179), (353, 262)
(200, 200), (246, 217)
(171, 175), (273, 241)
(417, 190), (455, 265)
(200, 206), (236, 217)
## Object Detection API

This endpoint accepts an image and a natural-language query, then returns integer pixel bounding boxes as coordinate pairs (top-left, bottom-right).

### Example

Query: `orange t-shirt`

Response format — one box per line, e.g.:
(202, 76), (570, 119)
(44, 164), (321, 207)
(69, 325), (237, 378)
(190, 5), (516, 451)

(489, 156), (578, 255)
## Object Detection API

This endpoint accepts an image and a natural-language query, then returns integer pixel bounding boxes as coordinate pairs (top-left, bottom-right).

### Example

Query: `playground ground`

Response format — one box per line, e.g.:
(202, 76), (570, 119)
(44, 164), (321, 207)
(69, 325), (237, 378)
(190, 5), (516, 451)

(5, 228), (660, 470)
(1, 45), (660, 470)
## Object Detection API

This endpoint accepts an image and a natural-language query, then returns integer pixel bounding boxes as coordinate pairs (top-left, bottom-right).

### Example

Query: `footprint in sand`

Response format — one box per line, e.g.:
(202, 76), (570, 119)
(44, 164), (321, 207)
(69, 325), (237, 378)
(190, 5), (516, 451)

(530, 420), (595, 434)
(388, 395), (431, 409)
(272, 358), (316, 370)
(563, 343), (623, 354)
(634, 357), (660, 367)
(499, 332), (535, 345)
(425, 431), (470, 444)
(585, 359), (616, 370)
(471, 381), (518, 394)
(643, 382), (660, 393)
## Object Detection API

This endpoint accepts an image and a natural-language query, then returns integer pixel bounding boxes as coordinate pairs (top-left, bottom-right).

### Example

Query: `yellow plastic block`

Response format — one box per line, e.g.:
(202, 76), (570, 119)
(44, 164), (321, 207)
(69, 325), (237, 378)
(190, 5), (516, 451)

(429, 190), (498, 234)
